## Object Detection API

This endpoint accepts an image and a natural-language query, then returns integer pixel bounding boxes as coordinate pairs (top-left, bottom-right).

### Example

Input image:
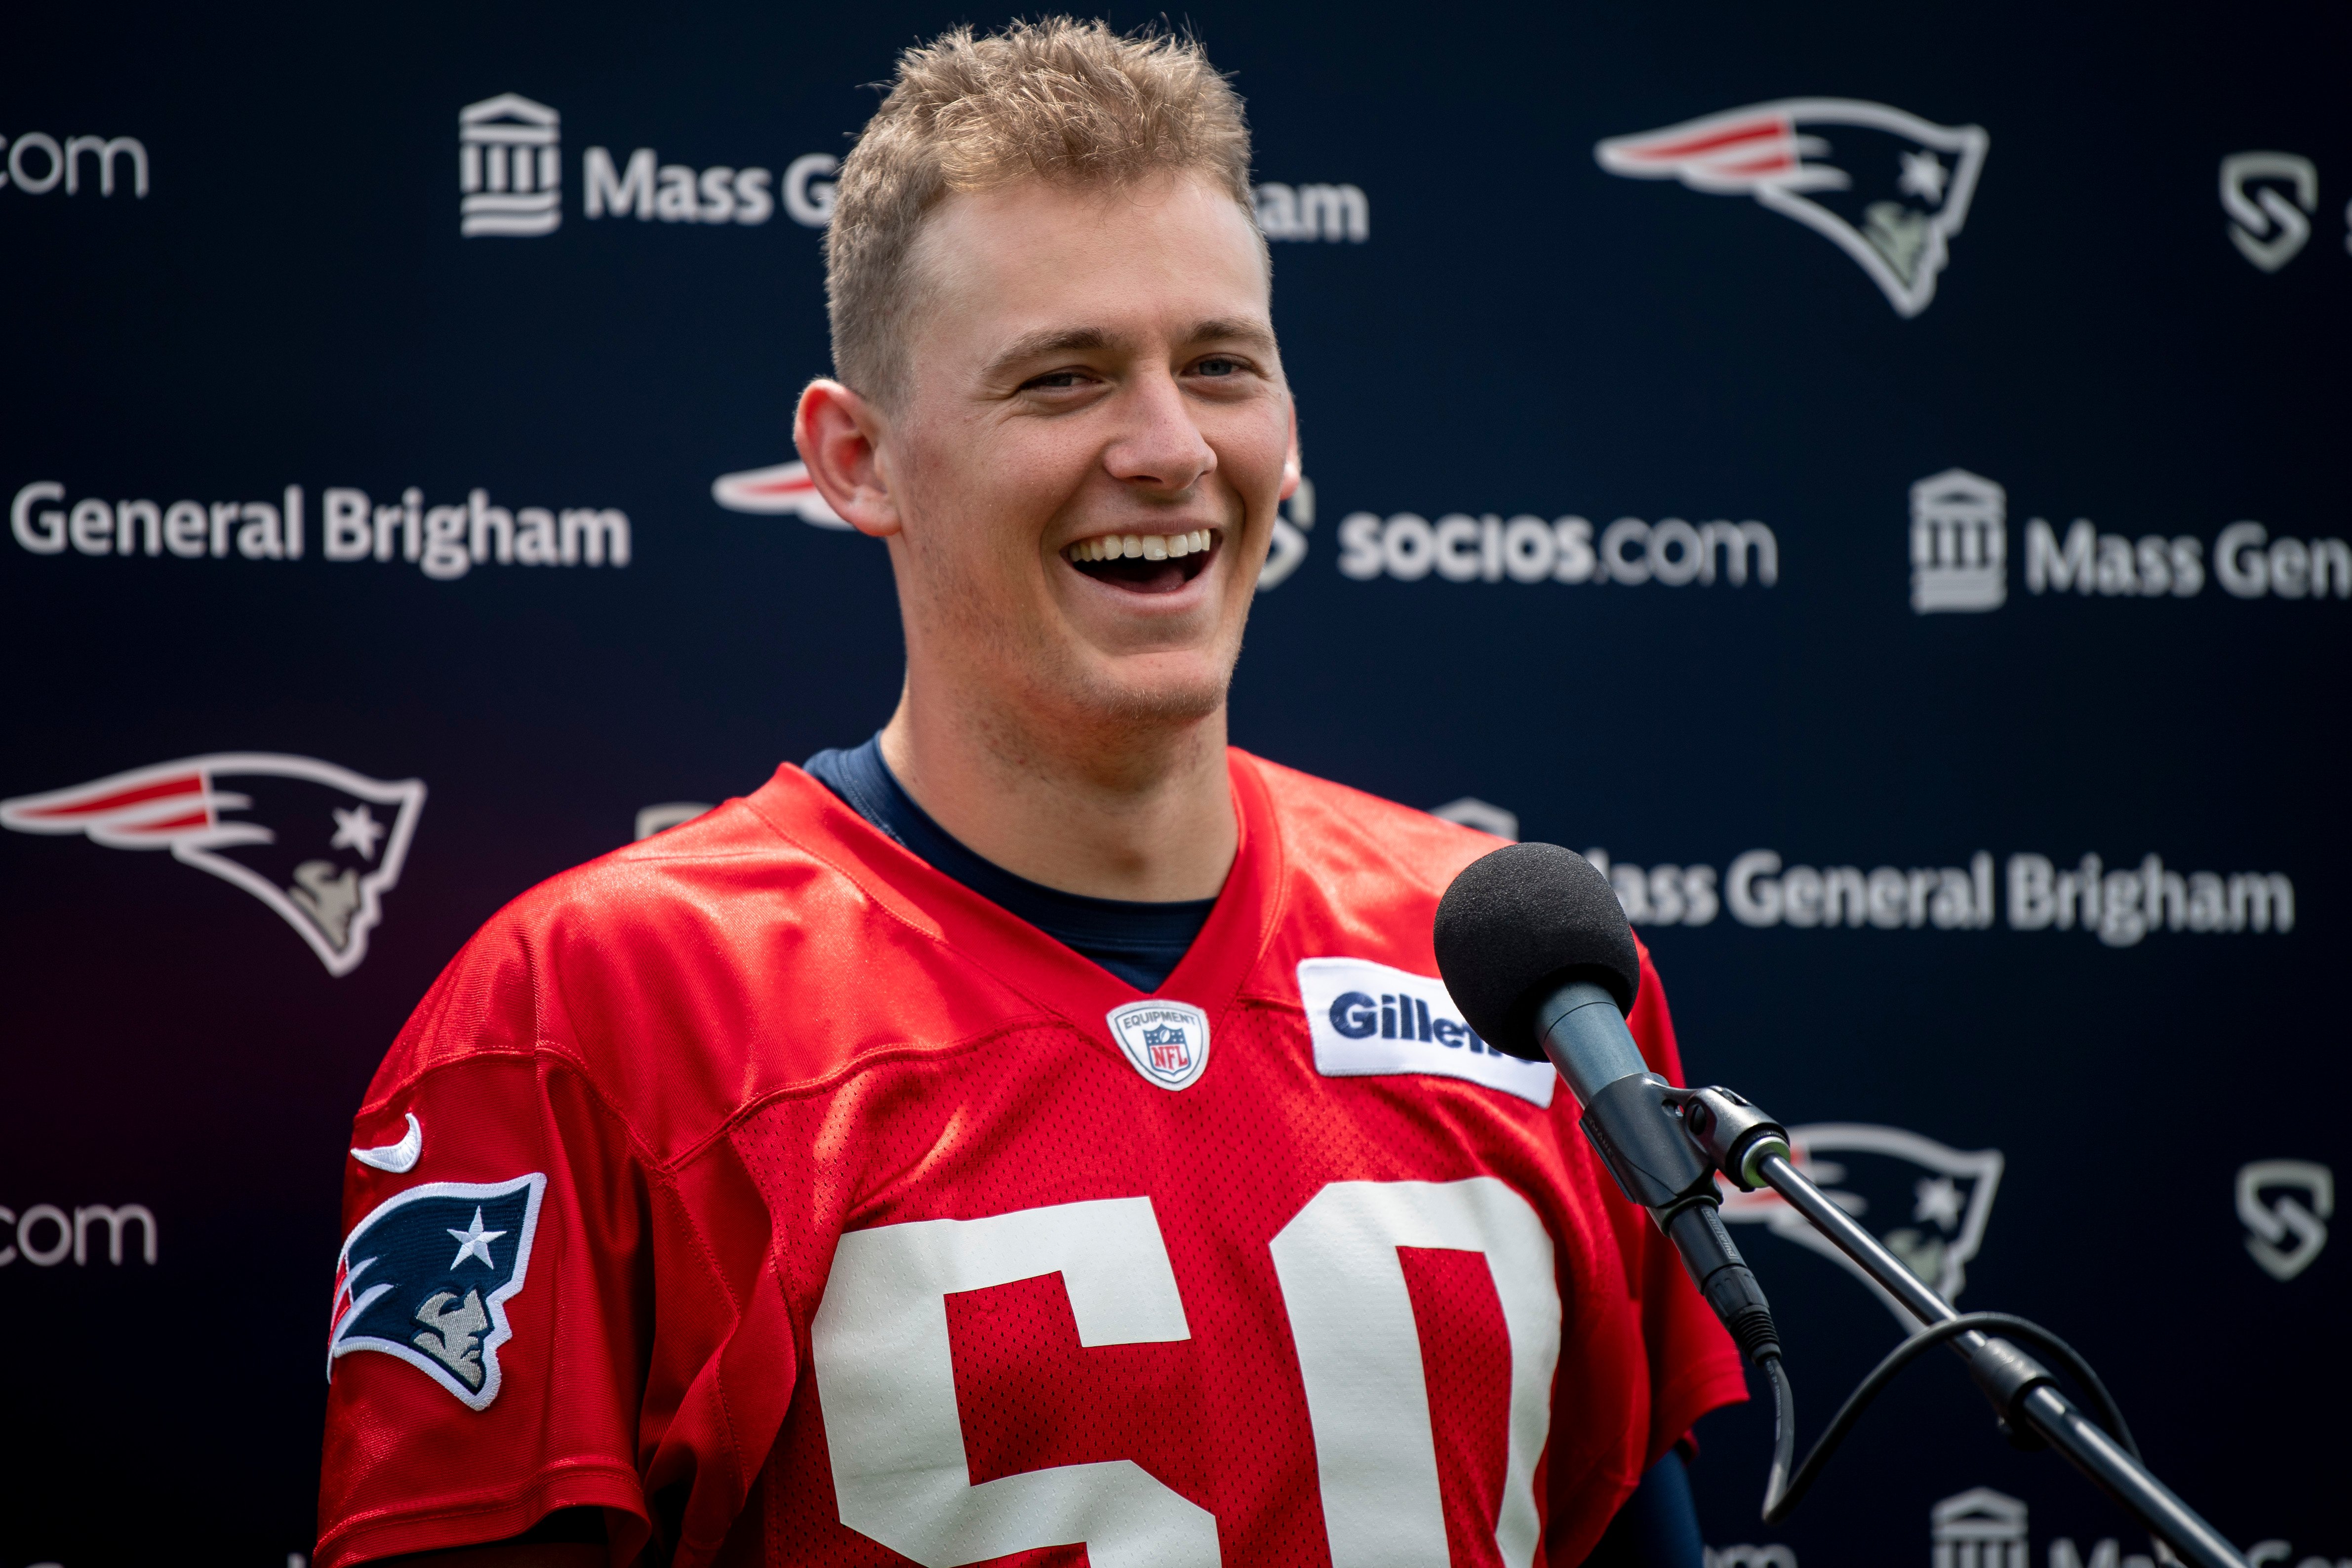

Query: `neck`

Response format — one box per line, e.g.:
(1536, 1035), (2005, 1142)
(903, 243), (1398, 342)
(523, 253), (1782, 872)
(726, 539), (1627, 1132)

(877, 678), (1238, 902)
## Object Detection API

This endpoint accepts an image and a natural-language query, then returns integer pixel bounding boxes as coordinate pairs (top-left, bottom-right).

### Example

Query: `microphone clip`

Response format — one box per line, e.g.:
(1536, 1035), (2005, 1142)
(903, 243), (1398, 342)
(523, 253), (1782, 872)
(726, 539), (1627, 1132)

(1578, 1072), (1721, 1211)
(1663, 1084), (1790, 1192)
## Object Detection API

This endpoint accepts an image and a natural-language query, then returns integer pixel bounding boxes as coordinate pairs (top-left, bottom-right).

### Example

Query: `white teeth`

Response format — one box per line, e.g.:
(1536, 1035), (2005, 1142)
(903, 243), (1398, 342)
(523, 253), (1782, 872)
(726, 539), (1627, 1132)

(1064, 528), (1219, 564)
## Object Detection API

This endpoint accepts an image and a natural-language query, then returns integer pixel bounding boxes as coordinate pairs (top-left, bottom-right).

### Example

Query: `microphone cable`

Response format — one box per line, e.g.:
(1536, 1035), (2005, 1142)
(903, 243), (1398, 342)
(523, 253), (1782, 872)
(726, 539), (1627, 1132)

(1754, 1311), (2139, 1523)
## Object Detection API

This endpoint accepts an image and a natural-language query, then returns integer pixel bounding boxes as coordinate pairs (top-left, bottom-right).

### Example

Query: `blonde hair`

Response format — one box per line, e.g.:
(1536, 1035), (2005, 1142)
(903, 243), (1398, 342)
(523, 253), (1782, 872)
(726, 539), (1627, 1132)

(826, 17), (1257, 405)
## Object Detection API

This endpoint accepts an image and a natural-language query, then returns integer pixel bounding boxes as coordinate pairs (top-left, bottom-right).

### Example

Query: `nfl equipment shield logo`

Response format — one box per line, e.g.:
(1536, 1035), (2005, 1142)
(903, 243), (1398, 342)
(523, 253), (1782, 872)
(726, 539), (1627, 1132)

(1106, 1001), (1212, 1091)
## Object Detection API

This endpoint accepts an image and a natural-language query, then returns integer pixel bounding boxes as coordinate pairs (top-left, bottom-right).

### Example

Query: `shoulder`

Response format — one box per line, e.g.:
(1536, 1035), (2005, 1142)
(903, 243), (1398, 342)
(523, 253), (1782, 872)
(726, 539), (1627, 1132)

(360, 767), (1015, 1160)
(1239, 750), (1503, 905)
(1240, 751), (1502, 896)
(1234, 753), (1686, 1067)
(1234, 750), (1505, 982)
(462, 774), (839, 989)
(490, 777), (842, 961)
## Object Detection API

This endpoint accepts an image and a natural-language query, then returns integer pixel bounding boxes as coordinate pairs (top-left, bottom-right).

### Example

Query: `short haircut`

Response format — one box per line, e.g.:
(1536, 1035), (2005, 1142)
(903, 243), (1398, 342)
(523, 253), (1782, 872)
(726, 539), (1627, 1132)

(826, 17), (1258, 406)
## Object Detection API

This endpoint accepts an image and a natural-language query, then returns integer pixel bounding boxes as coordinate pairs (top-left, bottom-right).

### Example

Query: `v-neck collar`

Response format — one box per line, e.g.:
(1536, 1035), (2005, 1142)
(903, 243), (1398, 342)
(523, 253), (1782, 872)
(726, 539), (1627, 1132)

(746, 751), (1288, 1039)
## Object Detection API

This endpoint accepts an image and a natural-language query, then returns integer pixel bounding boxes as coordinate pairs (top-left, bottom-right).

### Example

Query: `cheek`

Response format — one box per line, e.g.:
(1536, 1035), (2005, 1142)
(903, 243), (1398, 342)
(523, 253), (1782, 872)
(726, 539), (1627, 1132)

(953, 426), (1093, 540)
(902, 428), (1064, 579)
(1213, 408), (1294, 497)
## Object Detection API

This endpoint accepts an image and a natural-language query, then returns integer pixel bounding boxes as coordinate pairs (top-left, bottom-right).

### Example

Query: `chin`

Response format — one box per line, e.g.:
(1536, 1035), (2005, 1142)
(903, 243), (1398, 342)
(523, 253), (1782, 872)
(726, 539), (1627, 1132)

(1053, 653), (1234, 729)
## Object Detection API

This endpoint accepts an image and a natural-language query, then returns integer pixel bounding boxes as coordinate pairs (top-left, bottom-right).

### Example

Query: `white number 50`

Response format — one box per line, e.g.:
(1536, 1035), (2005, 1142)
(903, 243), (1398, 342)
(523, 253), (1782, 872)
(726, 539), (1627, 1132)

(812, 1180), (1560, 1568)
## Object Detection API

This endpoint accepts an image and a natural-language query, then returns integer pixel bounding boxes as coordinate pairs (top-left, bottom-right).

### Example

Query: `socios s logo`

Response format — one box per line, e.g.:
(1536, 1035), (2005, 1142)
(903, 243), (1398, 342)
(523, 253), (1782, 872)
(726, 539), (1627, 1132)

(1596, 99), (1988, 317)
(2237, 1160), (2332, 1281)
(2220, 153), (2317, 273)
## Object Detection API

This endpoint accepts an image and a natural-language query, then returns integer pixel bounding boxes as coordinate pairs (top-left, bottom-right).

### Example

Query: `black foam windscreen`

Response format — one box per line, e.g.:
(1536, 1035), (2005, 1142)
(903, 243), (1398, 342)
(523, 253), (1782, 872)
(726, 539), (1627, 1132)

(1433, 843), (1642, 1061)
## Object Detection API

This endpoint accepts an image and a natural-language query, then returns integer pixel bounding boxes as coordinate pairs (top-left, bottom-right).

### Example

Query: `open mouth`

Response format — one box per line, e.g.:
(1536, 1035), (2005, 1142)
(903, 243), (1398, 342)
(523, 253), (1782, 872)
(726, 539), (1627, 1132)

(1063, 529), (1219, 595)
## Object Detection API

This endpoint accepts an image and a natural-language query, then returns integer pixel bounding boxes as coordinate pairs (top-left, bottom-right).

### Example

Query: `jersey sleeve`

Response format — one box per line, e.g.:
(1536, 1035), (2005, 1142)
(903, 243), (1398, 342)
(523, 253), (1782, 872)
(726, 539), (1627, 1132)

(316, 907), (795, 1568)
(1615, 938), (1753, 1465)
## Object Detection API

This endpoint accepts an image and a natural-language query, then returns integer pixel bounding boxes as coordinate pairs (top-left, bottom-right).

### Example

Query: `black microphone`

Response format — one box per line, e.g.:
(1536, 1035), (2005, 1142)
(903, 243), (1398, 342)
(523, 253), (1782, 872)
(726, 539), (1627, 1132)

(1435, 842), (1782, 1368)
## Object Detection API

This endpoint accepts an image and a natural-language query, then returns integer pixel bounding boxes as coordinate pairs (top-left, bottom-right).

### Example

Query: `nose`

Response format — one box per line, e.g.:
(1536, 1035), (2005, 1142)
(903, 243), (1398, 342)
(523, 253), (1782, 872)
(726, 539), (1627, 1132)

(1102, 368), (1216, 496)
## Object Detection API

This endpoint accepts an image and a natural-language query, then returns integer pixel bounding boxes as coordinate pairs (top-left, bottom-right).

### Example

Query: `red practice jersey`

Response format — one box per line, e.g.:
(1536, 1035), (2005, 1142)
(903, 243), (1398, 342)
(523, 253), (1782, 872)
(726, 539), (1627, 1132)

(318, 752), (1746, 1568)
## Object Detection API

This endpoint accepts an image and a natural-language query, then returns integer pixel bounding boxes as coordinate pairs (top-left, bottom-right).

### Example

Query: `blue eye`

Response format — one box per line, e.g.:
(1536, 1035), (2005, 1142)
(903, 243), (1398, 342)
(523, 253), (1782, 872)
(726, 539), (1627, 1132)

(1195, 358), (1239, 377)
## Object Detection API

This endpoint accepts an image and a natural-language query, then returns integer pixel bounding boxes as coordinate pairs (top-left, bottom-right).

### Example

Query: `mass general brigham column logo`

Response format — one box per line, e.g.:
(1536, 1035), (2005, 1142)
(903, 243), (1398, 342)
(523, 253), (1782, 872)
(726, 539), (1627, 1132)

(459, 93), (561, 237)
(1910, 468), (2007, 613)
(1106, 1001), (1212, 1091)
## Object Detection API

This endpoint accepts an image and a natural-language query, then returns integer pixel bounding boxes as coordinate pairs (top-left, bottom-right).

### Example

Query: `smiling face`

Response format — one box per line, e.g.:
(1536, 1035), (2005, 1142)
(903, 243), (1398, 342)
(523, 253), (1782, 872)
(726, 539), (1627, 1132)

(871, 172), (1296, 738)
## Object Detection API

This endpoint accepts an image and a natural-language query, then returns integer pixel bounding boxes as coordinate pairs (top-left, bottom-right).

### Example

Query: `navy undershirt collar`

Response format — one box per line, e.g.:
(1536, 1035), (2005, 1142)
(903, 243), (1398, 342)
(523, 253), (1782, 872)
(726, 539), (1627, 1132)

(803, 734), (1216, 993)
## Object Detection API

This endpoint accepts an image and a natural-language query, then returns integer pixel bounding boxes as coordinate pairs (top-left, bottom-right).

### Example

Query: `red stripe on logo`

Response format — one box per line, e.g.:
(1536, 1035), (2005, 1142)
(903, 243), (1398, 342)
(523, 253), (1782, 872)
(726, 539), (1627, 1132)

(115, 808), (213, 834)
(18, 772), (204, 819)
(1621, 117), (1786, 161)
(1707, 151), (1796, 175)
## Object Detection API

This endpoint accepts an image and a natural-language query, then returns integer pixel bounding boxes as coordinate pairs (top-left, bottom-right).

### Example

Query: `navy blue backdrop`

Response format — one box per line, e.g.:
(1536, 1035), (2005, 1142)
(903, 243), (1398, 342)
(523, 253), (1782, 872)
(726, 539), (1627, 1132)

(3, 4), (2346, 1566)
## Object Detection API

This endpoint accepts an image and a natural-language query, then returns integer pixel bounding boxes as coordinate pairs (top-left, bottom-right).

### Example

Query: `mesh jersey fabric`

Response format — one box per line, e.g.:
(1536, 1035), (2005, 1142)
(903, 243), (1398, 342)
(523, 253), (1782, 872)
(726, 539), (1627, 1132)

(316, 750), (1747, 1568)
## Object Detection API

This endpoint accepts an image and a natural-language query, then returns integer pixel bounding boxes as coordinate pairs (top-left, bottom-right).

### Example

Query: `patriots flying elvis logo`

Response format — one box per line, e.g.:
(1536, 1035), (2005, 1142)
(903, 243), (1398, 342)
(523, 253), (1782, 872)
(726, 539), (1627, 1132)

(1595, 99), (1990, 317)
(1720, 1123), (2002, 1326)
(0, 753), (425, 975)
(329, 1174), (545, 1409)
(711, 460), (849, 527)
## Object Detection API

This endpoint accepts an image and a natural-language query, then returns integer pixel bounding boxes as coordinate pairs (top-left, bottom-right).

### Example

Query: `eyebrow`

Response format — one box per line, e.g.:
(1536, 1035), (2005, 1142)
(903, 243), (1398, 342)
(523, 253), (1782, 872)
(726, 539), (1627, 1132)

(983, 318), (1278, 380)
(986, 325), (1116, 376)
(1185, 318), (1278, 353)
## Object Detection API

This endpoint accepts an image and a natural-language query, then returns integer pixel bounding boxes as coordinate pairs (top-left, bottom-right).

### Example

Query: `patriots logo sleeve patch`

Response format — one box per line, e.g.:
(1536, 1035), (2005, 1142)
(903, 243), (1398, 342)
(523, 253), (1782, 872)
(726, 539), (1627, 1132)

(328, 1173), (546, 1409)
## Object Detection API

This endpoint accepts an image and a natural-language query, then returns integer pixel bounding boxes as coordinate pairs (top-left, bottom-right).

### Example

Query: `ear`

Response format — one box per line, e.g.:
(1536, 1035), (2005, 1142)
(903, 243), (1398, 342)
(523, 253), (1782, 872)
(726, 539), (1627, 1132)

(794, 378), (901, 538)
(1278, 404), (1302, 503)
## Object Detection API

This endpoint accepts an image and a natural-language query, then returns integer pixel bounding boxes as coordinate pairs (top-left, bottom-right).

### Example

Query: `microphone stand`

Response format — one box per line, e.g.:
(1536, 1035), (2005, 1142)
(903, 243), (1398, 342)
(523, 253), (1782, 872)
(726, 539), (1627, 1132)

(1670, 1086), (2250, 1568)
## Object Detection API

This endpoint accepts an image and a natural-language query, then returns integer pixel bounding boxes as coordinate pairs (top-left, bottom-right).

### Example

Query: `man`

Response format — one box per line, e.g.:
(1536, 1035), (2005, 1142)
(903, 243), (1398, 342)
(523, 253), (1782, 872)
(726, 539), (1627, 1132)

(319, 20), (1744, 1567)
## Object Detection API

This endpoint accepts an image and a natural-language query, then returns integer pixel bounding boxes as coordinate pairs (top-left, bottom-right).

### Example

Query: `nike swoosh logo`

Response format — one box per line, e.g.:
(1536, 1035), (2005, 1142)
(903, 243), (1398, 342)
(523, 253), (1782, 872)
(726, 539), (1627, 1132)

(351, 1112), (422, 1173)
